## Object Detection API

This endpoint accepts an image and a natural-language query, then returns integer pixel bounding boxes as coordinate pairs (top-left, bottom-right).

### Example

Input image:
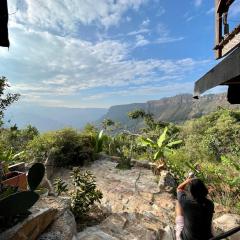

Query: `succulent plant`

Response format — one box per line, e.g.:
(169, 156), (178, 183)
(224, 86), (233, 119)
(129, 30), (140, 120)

(0, 163), (45, 218)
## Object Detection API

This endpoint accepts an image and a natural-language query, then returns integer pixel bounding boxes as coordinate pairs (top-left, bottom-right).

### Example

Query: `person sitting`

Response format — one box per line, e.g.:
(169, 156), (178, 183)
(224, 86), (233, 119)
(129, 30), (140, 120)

(175, 177), (214, 240)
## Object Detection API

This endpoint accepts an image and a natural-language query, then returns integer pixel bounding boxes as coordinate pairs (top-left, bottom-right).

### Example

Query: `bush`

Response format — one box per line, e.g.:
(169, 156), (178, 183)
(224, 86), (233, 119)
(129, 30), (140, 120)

(26, 128), (95, 166)
(70, 169), (103, 219)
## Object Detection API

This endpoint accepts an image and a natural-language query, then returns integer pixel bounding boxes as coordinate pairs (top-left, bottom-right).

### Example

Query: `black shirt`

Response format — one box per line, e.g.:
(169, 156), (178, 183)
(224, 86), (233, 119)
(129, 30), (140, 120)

(177, 191), (214, 240)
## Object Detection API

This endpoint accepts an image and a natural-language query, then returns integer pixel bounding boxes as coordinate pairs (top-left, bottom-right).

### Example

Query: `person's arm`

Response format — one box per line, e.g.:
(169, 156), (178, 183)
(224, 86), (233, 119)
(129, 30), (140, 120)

(177, 178), (192, 192)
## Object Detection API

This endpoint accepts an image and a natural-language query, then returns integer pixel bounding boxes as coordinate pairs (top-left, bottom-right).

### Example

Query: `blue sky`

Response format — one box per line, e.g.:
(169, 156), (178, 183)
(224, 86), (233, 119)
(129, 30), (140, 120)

(0, 0), (240, 108)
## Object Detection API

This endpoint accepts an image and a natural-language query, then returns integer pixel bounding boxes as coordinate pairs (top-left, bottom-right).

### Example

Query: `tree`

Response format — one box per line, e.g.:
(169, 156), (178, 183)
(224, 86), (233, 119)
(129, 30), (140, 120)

(0, 76), (20, 124)
(102, 118), (115, 131)
(128, 109), (167, 131)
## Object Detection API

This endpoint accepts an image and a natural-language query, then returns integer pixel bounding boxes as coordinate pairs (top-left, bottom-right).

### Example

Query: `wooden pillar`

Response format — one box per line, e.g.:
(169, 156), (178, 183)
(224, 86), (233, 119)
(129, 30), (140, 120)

(215, 0), (222, 59)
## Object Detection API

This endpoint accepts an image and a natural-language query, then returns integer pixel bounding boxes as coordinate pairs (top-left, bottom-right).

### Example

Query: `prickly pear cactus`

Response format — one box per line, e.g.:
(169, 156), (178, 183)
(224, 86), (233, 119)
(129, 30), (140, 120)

(0, 163), (45, 218)
(28, 162), (45, 191)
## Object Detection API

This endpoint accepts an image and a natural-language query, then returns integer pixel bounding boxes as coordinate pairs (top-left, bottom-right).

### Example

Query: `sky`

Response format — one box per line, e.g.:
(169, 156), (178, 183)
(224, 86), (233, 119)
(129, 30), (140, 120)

(0, 0), (240, 108)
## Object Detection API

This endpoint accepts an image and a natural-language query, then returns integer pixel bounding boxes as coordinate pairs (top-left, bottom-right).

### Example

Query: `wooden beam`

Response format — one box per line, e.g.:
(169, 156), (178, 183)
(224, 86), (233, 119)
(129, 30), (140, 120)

(194, 47), (240, 97)
(217, 0), (235, 13)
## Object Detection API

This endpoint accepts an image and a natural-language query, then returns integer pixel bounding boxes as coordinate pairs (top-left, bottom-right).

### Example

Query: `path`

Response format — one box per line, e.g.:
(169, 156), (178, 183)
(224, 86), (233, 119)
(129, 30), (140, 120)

(55, 156), (176, 240)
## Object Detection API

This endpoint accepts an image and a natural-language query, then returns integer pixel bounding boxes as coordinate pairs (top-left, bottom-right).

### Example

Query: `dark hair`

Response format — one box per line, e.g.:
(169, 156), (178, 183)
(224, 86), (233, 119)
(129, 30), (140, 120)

(189, 179), (208, 201)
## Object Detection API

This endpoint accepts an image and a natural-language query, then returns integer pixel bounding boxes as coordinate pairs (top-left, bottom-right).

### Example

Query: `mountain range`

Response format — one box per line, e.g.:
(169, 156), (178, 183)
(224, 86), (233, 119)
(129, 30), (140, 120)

(100, 93), (238, 129)
(4, 93), (238, 132)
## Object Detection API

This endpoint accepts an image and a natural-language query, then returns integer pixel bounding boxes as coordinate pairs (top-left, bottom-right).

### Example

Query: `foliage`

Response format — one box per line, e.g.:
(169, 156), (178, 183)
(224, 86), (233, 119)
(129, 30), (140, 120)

(116, 147), (132, 170)
(0, 163), (45, 220)
(70, 169), (103, 219)
(0, 149), (25, 174)
(26, 128), (94, 166)
(94, 130), (107, 154)
(53, 177), (68, 196)
(128, 109), (168, 132)
(102, 118), (115, 131)
(0, 76), (20, 124)
(138, 127), (182, 161)
(0, 125), (39, 156)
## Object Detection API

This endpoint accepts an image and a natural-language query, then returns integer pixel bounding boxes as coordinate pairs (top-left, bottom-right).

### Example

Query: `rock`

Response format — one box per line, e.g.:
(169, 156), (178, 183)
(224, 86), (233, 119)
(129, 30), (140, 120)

(131, 159), (151, 169)
(213, 214), (240, 240)
(0, 208), (57, 240)
(77, 212), (165, 240)
(161, 226), (175, 240)
(37, 196), (77, 240)
(39, 209), (77, 240)
(158, 171), (176, 192)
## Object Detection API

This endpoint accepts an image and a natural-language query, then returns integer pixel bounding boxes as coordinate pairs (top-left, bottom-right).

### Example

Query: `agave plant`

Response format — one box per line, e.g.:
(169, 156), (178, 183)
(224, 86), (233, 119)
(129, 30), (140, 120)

(138, 127), (182, 162)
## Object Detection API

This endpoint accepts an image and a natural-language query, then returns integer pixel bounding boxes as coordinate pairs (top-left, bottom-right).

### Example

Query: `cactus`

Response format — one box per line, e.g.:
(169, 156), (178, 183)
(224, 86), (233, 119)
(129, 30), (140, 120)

(0, 163), (45, 218)
(0, 191), (39, 217)
(28, 162), (45, 191)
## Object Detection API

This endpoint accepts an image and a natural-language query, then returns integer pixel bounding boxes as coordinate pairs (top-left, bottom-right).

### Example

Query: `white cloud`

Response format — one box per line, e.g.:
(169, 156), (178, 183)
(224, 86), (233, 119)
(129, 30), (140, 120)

(135, 35), (150, 47)
(194, 0), (202, 7)
(8, 0), (148, 32)
(206, 8), (215, 15)
(127, 28), (150, 36)
(141, 18), (150, 27)
(0, 25), (209, 107)
(156, 36), (184, 44)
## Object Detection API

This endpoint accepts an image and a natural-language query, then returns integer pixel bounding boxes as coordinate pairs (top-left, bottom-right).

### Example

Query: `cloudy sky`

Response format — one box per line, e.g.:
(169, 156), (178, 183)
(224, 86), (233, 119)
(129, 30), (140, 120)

(1, 0), (240, 108)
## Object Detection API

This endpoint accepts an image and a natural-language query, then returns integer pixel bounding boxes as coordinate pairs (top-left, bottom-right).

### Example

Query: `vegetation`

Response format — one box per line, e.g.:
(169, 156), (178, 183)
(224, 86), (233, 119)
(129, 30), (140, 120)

(0, 163), (45, 231)
(25, 128), (95, 166)
(53, 177), (68, 196)
(70, 169), (103, 219)
(0, 76), (20, 125)
(0, 76), (239, 214)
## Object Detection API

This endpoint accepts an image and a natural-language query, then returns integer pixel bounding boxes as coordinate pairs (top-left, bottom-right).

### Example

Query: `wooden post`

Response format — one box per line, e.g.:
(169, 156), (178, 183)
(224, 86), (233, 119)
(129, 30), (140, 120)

(215, 0), (222, 59)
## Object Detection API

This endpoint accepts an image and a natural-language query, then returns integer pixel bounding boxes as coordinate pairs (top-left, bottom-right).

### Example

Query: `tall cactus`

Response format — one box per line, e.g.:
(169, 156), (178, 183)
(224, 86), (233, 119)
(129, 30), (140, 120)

(0, 163), (45, 217)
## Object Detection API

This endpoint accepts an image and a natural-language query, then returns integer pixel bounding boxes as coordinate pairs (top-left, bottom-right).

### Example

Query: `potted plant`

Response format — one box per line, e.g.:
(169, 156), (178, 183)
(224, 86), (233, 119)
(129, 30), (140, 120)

(0, 149), (27, 191)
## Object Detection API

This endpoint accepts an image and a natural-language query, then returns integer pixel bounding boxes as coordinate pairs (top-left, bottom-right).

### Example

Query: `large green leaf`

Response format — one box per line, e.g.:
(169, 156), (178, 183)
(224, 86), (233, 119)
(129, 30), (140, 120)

(98, 130), (104, 140)
(12, 151), (25, 160)
(157, 127), (168, 147)
(166, 140), (182, 148)
(154, 150), (163, 160)
(138, 137), (156, 147)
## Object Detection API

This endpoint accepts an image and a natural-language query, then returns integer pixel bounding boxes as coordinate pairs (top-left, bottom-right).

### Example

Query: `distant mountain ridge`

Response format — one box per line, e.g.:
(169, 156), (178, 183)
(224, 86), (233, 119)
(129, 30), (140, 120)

(5, 105), (108, 132)
(100, 93), (239, 128)
(4, 93), (239, 132)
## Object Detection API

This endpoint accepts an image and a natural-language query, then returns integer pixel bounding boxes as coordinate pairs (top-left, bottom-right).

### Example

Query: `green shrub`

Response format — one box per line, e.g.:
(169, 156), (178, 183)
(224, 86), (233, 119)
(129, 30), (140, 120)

(70, 169), (103, 219)
(26, 128), (94, 167)
(53, 177), (68, 196)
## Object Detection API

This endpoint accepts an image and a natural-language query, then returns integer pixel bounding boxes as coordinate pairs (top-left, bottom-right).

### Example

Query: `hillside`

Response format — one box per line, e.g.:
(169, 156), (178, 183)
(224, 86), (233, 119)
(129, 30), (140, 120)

(100, 93), (239, 128)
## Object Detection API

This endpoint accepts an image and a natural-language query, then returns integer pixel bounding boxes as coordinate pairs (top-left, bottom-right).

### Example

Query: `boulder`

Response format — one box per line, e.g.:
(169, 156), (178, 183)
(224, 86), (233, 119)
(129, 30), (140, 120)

(213, 214), (240, 240)
(161, 226), (175, 240)
(0, 208), (57, 240)
(39, 209), (77, 240)
(77, 212), (165, 240)
(158, 171), (176, 192)
(37, 196), (77, 240)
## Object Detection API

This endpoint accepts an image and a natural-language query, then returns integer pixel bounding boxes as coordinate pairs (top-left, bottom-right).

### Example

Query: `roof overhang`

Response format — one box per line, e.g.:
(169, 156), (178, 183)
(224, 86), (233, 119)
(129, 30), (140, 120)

(194, 47), (240, 98)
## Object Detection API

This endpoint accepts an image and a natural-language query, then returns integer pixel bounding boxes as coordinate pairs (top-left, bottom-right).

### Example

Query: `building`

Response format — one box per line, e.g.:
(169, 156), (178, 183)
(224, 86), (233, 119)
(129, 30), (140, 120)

(194, 0), (240, 104)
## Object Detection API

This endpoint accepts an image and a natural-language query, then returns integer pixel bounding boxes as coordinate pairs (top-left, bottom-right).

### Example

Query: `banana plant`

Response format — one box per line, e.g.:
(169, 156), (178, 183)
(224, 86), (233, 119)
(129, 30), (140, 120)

(138, 127), (182, 162)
